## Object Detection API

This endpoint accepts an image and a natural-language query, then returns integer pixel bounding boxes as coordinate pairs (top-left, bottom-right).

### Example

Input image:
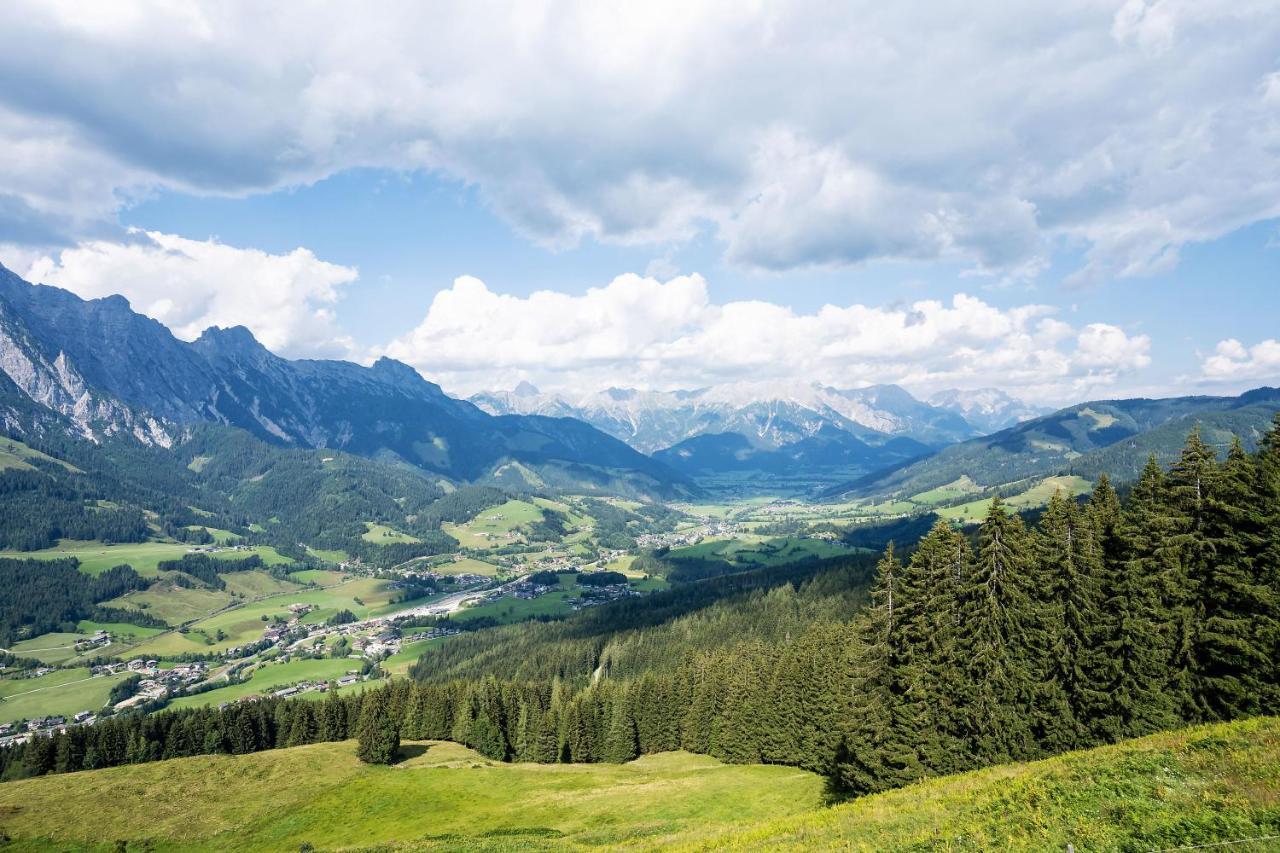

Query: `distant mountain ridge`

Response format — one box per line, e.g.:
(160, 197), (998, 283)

(0, 264), (691, 498)
(829, 387), (1280, 501)
(471, 379), (987, 454)
(926, 387), (1051, 433)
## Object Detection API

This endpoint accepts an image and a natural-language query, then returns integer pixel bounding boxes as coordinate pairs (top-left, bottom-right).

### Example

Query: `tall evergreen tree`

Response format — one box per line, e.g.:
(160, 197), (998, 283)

(356, 689), (400, 765)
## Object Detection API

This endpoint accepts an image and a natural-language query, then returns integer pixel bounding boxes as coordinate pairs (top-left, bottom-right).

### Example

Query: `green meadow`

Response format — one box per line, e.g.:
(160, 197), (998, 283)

(0, 742), (823, 850)
(166, 657), (358, 710)
(0, 668), (135, 725)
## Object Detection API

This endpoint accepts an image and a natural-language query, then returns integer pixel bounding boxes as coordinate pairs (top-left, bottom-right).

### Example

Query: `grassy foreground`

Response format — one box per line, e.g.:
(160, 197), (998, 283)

(688, 716), (1280, 852)
(0, 718), (1274, 851)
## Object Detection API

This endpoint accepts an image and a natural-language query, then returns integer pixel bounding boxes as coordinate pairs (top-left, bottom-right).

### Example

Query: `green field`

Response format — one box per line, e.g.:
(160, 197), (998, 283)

(380, 638), (442, 677)
(220, 569), (306, 599)
(8, 621), (164, 665)
(289, 568), (349, 585)
(106, 584), (235, 626)
(361, 522), (420, 544)
(0, 540), (295, 576)
(126, 578), (401, 658)
(442, 498), (547, 549)
(0, 667), (135, 724)
(430, 556), (502, 576)
(451, 574), (582, 624)
(910, 474), (982, 505)
(0, 436), (80, 473)
(167, 657), (358, 710)
(305, 547), (349, 563)
(936, 474), (1093, 523)
(0, 742), (823, 850)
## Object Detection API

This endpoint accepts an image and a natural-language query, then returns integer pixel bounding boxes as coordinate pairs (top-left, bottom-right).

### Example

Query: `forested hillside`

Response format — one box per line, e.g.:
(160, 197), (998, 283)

(7, 415), (1278, 804)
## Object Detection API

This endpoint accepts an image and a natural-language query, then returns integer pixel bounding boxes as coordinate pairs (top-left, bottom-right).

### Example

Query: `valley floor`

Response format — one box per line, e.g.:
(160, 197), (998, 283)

(0, 717), (1275, 851)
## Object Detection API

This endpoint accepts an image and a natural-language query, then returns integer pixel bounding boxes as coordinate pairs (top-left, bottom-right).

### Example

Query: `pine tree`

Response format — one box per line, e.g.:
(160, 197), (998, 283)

(1193, 437), (1275, 719)
(602, 689), (639, 763)
(1108, 457), (1180, 739)
(1030, 492), (1100, 752)
(356, 689), (400, 765)
(957, 497), (1036, 764)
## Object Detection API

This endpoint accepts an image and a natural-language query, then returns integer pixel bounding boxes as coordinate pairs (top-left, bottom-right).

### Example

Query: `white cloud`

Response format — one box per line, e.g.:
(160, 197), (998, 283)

(379, 272), (1151, 404)
(0, 1), (1277, 280)
(1198, 337), (1280, 384)
(22, 231), (358, 357)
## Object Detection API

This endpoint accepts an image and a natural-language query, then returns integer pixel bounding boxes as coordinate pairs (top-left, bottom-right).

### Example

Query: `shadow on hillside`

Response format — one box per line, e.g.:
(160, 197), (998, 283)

(396, 743), (432, 762)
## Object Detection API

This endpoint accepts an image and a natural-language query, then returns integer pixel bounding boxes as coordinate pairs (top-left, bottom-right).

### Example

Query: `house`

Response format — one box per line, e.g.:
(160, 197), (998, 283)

(73, 711), (93, 723)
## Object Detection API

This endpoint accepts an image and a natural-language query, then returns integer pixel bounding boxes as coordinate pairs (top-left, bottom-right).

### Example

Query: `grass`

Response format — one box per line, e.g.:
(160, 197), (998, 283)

(0, 742), (823, 850)
(166, 657), (357, 710)
(451, 574), (581, 625)
(0, 667), (135, 724)
(305, 547), (350, 563)
(381, 638), (442, 676)
(687, 716), (1280, 851)
(0, 719), (1276, 850)
(910, 474), (982, 505)
(105, 584), (235, 626)
(289, 568), (349, 586)
(0, 436), (80, 473)
(219, 569), (305, 599)
(125, 578), (400, 657)
(0, 540), (294, 576)
(430, 556), (503, 577)
(362, 522), (421, 544)
(442, 498), (547, 549)
(936, 474), (1092, 523)
(8, 621), (164, 665)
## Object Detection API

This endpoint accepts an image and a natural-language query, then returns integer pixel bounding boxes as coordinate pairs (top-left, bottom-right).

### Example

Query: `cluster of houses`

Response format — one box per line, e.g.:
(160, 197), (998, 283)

(571, 582), (639, 610)
(0, 707), (104, 747)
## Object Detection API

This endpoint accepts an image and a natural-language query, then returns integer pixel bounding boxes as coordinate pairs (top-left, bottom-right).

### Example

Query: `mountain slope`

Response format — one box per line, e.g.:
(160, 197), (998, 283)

(831, 388), (1280, 500)
(0, 264), (691, 498)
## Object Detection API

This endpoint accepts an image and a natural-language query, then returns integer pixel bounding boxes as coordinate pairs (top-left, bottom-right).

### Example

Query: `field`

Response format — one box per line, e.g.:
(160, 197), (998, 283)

(442, 498), (547, 549)
(0, 667), (135, 724)
(450, 574), (581, 625)
(0, 540), (295, 576)
(935, 474), (1092, 523)
(220, 569), (307, 598)
(380, 637), (442, 676)
(105, 584), (235, 626)
(124, 577), (403, 658)
(429, 556), (503, 577)
(167, 657), (358, 710)
(0, 742), (823, 850)
(9, 621), (164, 665)
(362, 522), (421, 544)
(1, 718), (1275, 850)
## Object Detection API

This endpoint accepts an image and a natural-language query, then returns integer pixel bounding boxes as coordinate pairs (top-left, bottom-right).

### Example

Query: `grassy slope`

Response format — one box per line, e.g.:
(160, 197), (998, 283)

(0, 668), (134, 725)
(687, 716), (1280, 852)
(0, 719), (1275, 850)
(0, 742), (823, 851)
(0, 541), (294, 576)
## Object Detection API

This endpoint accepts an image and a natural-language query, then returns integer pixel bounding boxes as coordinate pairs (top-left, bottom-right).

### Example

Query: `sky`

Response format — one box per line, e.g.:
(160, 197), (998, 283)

(0, 0), (1277, 406)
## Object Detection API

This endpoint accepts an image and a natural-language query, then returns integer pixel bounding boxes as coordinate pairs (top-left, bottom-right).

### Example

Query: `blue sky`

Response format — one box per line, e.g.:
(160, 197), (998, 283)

(0, 2), (1277, 404)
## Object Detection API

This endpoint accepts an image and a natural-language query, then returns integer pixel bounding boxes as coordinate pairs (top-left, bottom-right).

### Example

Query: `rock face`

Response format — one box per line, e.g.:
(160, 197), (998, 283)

(472, 380), (979, 455)
(0, 265), (690, 497)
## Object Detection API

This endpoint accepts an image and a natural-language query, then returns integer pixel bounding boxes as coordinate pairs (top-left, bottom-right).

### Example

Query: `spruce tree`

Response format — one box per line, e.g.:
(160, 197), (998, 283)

(957, 497), (1036, 764)
(1193, 437), (1275, 719)
(356, 689), (401, 765)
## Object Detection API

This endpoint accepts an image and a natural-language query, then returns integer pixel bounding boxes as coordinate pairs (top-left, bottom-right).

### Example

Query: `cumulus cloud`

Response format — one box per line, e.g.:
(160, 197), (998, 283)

(23, 231), (358, 357)
(0, 1), (1277, 280)
(1198, 338), (1280, 385)
(379, 273), (1151, 404)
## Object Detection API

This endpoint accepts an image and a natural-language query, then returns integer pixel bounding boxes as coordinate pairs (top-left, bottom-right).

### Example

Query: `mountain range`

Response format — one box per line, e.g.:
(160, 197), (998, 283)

(471, 380), (1045, 454)
(0, 265), (691, 499)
